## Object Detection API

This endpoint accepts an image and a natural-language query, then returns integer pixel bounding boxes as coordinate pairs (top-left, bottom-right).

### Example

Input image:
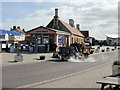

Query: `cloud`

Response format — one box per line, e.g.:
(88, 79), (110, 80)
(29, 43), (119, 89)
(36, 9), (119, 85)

(1, 0), (44, 2)
(2, 9), (53, 30)
(2, 1), (118, 40)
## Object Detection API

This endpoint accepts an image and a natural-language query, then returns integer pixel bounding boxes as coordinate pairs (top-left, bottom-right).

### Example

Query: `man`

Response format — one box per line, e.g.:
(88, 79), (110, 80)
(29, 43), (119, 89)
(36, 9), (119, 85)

(53, 42), (57, 52)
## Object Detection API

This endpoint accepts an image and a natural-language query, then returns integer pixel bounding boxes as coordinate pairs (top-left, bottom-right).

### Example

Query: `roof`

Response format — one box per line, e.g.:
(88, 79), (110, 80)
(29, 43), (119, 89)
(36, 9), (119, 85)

(48, 27), (70, 35)
(81, 31), (89, 38)
(59, 20), (84, 37)
(105, 34), (120, 38)
(27, 26), (71, 35)
(12, 28), (26, 33)
(0, 29), (22, 35)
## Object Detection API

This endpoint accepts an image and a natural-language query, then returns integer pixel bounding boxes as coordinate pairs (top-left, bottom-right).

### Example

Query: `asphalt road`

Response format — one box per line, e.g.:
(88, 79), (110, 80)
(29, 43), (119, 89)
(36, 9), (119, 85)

(2, 51), (118, 88)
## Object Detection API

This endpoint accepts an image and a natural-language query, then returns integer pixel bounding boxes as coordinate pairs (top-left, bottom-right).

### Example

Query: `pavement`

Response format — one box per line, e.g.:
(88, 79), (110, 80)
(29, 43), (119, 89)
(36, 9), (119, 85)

(1, 52), (54, 66)
(1, 46), (118, 67)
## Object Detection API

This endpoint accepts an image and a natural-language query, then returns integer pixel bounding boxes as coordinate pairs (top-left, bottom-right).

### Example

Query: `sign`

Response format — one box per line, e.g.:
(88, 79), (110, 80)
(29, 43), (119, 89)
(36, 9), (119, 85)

(58, 34), (63, 46)
(35, 30), (48, 33)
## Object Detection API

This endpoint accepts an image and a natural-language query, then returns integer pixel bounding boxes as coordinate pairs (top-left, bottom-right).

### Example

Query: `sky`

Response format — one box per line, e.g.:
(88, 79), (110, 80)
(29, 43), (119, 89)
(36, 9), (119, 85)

(1, 0), (119, 40)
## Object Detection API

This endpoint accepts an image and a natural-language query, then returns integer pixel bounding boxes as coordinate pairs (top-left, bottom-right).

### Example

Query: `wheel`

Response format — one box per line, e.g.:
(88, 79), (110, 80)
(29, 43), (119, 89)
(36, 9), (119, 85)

(61, 56), (70, 61)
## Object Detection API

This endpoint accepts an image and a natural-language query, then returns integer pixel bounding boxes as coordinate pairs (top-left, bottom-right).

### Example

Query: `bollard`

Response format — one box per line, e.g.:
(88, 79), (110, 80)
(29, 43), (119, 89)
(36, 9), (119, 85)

(14, 53), (23, 62)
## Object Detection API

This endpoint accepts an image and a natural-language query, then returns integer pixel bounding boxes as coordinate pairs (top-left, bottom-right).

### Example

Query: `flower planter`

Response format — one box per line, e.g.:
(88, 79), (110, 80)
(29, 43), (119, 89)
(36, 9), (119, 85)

(106, 48), (109, 52)
(14, 54), (23, 62)
(39, 55), (45, 60)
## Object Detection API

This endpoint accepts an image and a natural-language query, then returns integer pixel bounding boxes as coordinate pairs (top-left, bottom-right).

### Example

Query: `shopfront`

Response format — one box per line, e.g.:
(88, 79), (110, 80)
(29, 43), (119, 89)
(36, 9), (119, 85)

(26, 26), (70, 52)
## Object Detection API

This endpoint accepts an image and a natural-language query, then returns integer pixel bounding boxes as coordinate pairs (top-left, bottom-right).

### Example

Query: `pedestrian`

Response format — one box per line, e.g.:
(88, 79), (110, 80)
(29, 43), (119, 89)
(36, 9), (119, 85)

(53, 42), (57, 52)
(45, 44), (48, 53)
(6, 44), (9, 52)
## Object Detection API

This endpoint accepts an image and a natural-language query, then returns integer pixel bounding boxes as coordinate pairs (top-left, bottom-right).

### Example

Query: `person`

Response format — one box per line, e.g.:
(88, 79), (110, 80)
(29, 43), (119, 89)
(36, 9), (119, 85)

(52, 42), (60, 58)
(6, 44), (9, 52)
(45, 44), (48, 53)
(29, 45), (33, 53)
(52, 42), (57, 52)
(10, 43), (15, 53)
(81, 42), (85, 53)
(83, 45), (90, 58)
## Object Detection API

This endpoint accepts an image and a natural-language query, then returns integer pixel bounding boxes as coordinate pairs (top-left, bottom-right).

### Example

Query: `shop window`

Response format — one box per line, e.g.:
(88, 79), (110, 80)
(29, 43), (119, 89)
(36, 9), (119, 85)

(37, 37), (42, 45)
(43, 37), (49, 44)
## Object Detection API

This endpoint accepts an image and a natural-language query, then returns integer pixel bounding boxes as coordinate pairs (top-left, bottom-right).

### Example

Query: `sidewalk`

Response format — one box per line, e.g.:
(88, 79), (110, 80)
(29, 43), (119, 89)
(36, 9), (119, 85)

(1, 46), (118, 67)
(1, 52), (54, 66)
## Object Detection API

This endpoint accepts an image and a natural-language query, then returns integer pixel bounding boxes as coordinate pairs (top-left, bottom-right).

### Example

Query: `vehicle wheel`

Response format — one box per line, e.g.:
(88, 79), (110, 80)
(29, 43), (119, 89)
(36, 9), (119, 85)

(61, 56), (70, 61)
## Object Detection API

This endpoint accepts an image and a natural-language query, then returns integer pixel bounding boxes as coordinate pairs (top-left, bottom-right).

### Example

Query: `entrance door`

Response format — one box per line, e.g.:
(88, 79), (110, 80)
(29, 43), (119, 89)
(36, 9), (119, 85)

(49, 34), (55, 51)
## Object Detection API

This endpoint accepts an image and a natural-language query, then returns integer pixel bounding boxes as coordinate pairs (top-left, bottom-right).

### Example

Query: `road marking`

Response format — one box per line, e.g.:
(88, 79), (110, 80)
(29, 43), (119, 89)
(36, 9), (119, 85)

(16, 62), (111, 88)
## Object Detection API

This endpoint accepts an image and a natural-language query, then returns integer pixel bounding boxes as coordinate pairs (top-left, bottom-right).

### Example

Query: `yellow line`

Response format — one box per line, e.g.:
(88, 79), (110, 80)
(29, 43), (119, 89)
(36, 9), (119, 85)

(16, 62), (111, 88)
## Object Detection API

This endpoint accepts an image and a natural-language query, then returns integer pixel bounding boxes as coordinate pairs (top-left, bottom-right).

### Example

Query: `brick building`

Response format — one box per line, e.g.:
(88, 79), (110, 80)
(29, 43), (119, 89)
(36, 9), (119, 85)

(46, 8), (85, 44)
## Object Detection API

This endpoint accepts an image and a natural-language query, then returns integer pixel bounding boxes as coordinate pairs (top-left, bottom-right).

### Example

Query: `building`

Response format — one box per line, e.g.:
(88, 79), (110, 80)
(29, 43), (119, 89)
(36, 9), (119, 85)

(0, 29), (25, 42)
(46, 8), (85, 44)
(26, 26), (71, 51)
(105, 34), (120, 46)
(84, 37), (96, 46)
(81, 31), (89, 38)
(0, 29), (25, 50)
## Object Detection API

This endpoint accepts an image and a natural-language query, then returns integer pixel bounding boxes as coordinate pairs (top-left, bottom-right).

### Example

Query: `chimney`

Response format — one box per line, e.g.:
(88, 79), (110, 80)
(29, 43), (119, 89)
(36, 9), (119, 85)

(23, 29), (25, 31)
(55, 8), (58, 17)
(53, 8), (59, 29)
(13, 26), (16, 30)
(69, 19), (74, 27)
(76, 24), (80, 30)
(17, 26), (20, 29)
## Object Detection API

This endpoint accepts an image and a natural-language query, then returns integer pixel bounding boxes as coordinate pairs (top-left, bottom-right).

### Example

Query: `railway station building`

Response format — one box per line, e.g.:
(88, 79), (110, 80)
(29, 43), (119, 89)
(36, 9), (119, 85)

(25, 8), (85, 52)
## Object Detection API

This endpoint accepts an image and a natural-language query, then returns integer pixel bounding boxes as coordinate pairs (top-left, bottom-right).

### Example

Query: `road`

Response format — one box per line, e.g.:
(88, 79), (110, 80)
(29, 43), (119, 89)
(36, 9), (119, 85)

(2, 51), (118, 88)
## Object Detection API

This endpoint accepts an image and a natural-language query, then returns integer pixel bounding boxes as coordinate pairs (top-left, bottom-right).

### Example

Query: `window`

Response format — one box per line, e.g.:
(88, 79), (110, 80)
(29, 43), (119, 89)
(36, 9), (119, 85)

(43, 37), (49, 44)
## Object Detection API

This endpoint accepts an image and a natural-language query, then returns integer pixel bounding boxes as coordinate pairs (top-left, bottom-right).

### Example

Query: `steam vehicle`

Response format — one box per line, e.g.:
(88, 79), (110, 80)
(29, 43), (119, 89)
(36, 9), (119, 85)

(58, 45), (90, 61)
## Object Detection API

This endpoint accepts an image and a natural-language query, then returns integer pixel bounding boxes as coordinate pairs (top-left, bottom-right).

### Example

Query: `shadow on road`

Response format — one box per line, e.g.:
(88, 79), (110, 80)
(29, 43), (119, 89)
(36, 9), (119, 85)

(8, 61), (17, 63)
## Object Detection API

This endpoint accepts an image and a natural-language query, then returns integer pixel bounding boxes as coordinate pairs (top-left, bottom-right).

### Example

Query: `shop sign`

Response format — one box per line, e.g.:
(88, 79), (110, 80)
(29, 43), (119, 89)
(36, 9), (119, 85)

(35, 30), (48, 33)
